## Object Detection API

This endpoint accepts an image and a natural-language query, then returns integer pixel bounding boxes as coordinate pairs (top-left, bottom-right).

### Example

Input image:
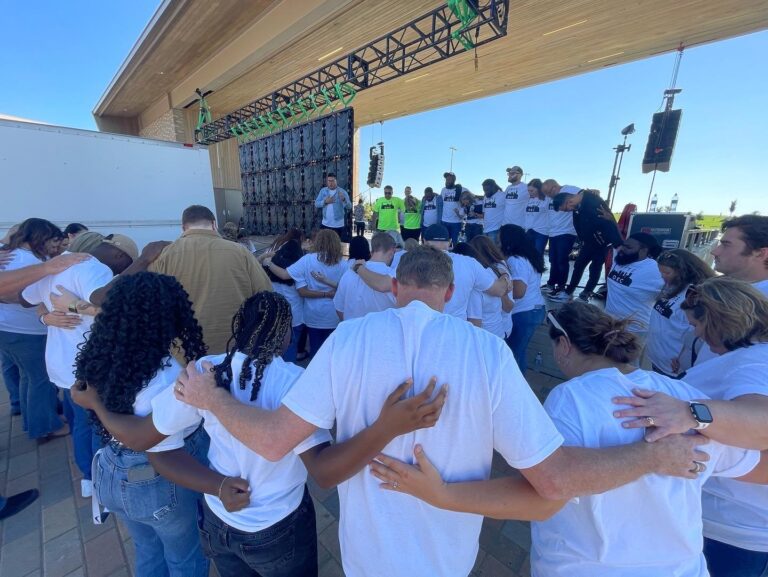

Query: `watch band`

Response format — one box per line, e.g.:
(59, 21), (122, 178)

(689, 402), (711, 430)
(68, 302), (78, 314)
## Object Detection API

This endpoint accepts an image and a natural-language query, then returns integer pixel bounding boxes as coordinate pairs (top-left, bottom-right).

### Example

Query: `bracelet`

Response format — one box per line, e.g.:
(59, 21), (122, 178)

(217, 476), (231, 500)
(68, 301), (78, 314)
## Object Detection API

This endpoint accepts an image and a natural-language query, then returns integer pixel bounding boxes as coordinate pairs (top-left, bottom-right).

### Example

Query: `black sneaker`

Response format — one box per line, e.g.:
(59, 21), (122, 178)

(0, 489), (39, 521)
(578, 290), (595, 302)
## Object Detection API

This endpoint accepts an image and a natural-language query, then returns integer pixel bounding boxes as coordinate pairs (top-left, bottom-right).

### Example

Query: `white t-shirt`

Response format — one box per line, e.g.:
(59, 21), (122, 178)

(132, 358), (198, 453)
(605, 257), (664, 333)
(152, 353), (331, 532)
(334, 262), (396, 320)
(682, 343), (768, 552)
(389, 249), (405, 275)
(445, 251), (497, 320)
(532, 368), (758, 577)
(469, 289), (508, 338)
(281, 301), (563, 577)
(548, 185), (579, 237)
(503, 182), (529, 227)
(647, 288), (693, 375)
(286, 254), (346, 329)
(22, 258), (114, 388)
(525, 197), (550, 235)
(482, 190), (506, 233)
(507, 256), (545, 314)
(272, 282), (304, 327)
(421, 196), (439, 227)
(440, 186), (464, 224)
(0, 249), (47, 335)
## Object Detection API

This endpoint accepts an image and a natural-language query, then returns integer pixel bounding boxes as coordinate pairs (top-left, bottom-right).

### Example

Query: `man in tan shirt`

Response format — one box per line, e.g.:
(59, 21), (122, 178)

(149, 205), (272, 354)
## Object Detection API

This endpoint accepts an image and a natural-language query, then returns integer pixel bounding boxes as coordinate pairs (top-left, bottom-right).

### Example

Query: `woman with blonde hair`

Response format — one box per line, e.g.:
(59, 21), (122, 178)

(265, 229), (346, 357)
(614, 276), (768, 576)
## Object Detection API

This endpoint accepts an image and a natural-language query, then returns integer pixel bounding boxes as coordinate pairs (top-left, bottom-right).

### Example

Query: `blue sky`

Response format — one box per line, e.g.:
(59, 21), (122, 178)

(1, 1), (765, 216)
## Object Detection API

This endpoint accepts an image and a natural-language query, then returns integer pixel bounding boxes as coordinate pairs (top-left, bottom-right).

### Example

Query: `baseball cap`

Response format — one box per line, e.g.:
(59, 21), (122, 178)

(506, 166), (523, 174)
(68, 231), (105, 255)
(103, 234), (139, 261)
(423, 224), (450, 242)
(443, 171), (456, 178)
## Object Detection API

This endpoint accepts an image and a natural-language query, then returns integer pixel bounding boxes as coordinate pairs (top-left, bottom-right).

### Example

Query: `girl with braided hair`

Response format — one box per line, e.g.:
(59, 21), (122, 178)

(74, 271), (209, 577)
(74, 290), (446, 577)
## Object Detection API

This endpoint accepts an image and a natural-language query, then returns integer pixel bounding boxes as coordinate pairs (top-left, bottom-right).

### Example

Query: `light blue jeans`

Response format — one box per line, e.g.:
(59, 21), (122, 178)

(62, 389), (101, 480)
(93, 428), (210, 577)
(506, 306), (546, 374)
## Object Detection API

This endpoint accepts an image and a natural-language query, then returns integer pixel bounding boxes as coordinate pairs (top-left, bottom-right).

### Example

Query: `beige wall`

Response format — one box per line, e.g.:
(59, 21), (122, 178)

(138, 109), (187, 142)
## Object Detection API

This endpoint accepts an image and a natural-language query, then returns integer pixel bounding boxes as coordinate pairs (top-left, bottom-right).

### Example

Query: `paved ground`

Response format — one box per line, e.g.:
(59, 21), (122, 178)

(0, 337), (562, 577)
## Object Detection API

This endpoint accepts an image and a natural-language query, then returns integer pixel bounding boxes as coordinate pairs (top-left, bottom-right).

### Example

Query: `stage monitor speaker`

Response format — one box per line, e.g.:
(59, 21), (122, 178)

(642, 109), (682, 173)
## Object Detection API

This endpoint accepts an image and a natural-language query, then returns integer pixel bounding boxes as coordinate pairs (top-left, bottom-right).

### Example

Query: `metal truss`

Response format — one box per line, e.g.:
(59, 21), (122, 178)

(196, 0), (509, 144)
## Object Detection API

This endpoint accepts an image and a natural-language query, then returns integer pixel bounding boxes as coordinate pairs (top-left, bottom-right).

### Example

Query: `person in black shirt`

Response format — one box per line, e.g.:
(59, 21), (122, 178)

(553, 189), (623, 300)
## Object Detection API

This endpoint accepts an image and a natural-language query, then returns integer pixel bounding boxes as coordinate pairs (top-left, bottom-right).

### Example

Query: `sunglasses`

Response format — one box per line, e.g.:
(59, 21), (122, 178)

(547, 311), (570, 342)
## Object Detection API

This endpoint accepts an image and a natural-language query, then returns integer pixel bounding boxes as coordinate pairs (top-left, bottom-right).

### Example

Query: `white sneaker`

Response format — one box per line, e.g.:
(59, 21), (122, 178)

(81, 479), (93, 498)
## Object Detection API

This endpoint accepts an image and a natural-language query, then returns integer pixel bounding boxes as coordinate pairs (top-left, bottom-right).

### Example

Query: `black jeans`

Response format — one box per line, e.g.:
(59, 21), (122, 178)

(198, 486), (318, 577)
(401, 227), (421, 241)
(546, 234), (577, 288)
(355, 221), (365, 236)
(566, 243), (608, 294)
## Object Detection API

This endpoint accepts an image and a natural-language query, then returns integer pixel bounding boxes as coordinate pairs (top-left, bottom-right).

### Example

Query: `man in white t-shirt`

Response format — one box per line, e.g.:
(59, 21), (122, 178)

(419, 186), (443, 239)
(21, 231), (138, 497)
(541, 179), (580, 297)
(503, 166), (529, 228)
(481, 178), (506, 242)
(605, 233), (664, 337)
(440, 172), (469, 246)
(335, 233), (397, 320)
(174, 245), (712, 577)
(314, 173), (352, 238)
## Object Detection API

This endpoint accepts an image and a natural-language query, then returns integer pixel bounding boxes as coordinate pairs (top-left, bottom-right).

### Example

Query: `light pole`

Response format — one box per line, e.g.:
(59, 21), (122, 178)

(449, 146), (457, 171)
(606, 123), (634, 210)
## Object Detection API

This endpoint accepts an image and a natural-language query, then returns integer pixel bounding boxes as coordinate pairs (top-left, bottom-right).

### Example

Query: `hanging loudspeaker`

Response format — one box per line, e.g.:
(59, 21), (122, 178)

(642, 109), (682, 173)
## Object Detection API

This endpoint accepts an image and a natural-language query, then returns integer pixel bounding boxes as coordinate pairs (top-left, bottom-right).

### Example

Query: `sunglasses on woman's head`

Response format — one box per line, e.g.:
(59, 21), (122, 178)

(547, 311), (570, 342)
(684, 285), (699, 306)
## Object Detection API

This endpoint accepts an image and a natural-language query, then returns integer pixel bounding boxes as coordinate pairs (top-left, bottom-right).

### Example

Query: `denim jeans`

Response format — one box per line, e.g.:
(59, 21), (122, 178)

(525, 229), (548, 257)
(506, 307), (546, 374)
(199, 486), (318, 577)
(704, 538), (768, 577)
(62, 389), (102, 480)
(93, 428), (209, 577)
(547, 234), (577, 288)
(566, 243), (608, 294)
(0, 331), (61, 438)
(442, 221), (462, 246)
(281, 325), (305, 363)
(0, 349), (20, 413)
(307, 327), (334, 359)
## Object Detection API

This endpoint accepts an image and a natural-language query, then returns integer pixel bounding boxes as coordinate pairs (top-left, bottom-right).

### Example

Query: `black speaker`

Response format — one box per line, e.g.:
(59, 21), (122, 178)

(642, 109), (682, 173)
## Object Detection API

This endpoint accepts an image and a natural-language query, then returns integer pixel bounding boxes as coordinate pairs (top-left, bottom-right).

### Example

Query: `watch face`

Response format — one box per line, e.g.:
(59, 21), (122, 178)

(691, 402), (714, 424)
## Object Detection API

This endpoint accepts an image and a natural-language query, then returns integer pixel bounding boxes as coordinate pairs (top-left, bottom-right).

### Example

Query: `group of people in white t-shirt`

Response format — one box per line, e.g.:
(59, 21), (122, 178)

(4, 208), (768, 577)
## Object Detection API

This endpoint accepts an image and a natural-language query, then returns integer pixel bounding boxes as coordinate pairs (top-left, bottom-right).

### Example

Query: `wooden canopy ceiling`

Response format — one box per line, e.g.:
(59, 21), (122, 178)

(96, 0), (768, 130)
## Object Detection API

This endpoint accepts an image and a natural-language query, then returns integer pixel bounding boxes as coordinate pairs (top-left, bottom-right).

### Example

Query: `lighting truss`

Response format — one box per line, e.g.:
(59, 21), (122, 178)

(196, 0), (509, 144)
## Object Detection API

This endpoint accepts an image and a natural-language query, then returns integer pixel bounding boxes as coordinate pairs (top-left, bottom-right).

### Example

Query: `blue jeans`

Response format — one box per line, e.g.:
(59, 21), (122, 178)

(62, 389), (102, 480)
(199, 486), (318, 577)
(0, 331), (61, 438)
(93, 429), (209, 577)
(506, 307), (546, 374)
(307, 327), (334, 359)
(526, 229), (549, 257)
(442, 221), (462, 246)
(0, 349), (20, 413)
(704, 538), (768, 577)
(547, 234), (577, 288)
(281, 325), (305, 363)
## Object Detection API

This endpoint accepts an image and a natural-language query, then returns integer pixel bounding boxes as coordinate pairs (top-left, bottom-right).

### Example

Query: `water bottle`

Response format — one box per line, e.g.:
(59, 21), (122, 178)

(650, 194), (658, 212)
(670, 193), (679, 212)
(534, 351), (543, 372)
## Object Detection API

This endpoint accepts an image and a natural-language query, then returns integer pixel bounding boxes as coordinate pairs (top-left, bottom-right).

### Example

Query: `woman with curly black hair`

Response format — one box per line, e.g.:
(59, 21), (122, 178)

(75, 271), (209, 577)
(74, 290), (445, 577)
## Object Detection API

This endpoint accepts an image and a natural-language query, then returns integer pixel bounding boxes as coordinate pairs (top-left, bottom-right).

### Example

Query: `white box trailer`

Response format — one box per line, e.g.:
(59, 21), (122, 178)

(0, 119), (213, 249)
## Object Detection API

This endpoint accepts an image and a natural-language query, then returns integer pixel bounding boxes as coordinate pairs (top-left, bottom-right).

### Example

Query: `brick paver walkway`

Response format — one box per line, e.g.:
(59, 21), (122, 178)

(0, 339), (562, 577)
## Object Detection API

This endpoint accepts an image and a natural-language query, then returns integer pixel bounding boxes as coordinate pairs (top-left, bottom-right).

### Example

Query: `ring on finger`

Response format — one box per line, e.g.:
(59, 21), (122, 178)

(392, 481), (399, 490)
(645, 416), (655, 427)
(689, 461), (704, 474)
